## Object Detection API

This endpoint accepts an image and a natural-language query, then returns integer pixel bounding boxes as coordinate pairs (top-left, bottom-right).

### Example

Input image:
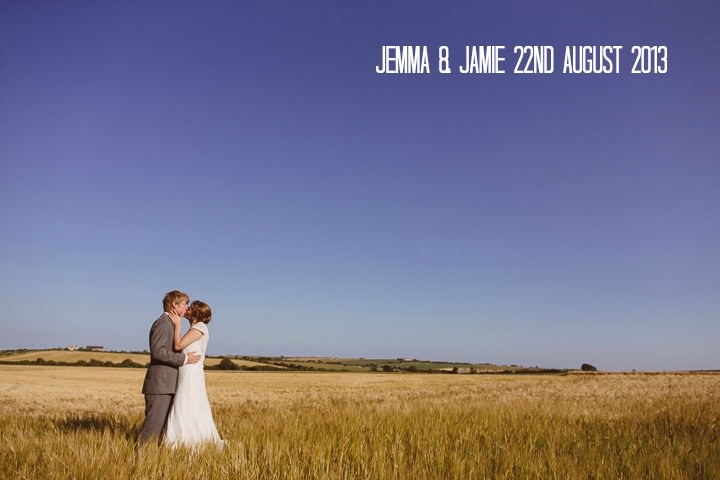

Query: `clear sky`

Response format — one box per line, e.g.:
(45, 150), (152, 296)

(1, 1), (718, 371)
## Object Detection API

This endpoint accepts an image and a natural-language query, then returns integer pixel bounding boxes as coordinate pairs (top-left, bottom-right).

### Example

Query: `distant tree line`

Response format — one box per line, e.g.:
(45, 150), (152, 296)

(0, 358), (146, 368)
(0, 354), (577, 374)
(208, 358), (336, 372)
(207, 358), (286, 371)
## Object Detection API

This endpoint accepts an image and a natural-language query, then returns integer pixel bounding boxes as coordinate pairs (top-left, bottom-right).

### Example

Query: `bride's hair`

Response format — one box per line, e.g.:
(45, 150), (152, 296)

(188, 300), (212, 324)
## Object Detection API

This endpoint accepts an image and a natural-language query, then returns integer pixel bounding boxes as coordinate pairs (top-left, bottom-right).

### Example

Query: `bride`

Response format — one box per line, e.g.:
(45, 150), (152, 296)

(164, 300), (224, 448)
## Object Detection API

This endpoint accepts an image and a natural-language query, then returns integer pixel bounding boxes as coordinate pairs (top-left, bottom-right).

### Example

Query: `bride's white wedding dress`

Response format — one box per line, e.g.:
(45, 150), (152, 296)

(164, 322), (223, 448)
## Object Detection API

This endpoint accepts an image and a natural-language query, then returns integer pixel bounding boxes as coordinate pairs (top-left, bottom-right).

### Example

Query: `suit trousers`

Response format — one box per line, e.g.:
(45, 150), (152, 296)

(139, 394), (174, 444)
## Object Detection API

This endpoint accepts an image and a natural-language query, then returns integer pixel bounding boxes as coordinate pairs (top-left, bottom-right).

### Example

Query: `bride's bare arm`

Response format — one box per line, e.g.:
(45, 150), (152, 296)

(173, 321), (204, 351)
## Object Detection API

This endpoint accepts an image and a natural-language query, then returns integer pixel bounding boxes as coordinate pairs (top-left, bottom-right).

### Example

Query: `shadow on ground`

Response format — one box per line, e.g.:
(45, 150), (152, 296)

(54, 413), (141, 441)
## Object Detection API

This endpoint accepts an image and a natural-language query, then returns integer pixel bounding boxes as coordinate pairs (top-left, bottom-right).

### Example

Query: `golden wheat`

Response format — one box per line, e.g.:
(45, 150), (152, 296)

(1, 366), (718, 479)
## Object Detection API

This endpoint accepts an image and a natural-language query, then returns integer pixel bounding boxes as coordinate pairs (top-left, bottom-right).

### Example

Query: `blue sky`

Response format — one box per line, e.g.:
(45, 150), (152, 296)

(1, 1), (718, 370)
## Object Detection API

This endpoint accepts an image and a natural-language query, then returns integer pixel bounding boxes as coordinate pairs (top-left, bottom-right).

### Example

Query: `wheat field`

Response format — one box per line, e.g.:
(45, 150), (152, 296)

(1, 365), (718, 479)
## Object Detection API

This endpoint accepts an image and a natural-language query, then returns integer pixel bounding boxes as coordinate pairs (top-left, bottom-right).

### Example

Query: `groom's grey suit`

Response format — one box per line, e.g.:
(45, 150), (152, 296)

(139, 313), (186, 443)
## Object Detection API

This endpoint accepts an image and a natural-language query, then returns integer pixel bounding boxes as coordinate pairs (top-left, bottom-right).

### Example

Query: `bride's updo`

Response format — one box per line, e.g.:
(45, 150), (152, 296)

(187, 300), (212, 324)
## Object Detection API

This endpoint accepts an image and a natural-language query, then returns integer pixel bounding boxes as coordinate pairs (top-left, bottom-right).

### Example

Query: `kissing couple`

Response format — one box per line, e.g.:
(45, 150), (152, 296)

(138, 290), (224, 448)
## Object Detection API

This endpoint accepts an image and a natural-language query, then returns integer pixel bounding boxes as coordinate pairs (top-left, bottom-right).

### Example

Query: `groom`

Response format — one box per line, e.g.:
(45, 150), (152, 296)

(139, 290), (200, 444)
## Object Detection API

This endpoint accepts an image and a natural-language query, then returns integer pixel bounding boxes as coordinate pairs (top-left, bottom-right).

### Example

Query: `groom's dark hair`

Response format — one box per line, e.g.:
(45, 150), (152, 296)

(163, 290), (189, 312)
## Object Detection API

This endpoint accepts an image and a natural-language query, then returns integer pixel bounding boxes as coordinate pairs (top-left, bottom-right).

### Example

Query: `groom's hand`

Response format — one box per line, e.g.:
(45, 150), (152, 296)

(186, 351), (201, 364)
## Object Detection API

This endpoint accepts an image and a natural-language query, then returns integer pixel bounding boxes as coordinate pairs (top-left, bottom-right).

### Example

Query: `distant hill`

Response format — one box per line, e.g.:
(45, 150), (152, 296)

(261, 356), (554, 373)
(0, 349), (271, 369)
(0, 349), (564, 373)
(1, 349), (151, 364)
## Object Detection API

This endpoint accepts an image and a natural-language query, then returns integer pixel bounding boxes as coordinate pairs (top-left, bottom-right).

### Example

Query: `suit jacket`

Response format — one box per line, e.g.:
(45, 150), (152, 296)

(142, 313), (186, 394)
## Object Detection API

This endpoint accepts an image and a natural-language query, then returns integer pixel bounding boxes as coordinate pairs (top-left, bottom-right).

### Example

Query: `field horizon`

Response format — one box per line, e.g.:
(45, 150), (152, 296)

(0, 347), (559, 373)
(1, 348), (716, 374)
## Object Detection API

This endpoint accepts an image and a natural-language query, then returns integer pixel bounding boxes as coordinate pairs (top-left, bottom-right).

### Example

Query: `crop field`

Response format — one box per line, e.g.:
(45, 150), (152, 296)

(1, 365), (719, 479)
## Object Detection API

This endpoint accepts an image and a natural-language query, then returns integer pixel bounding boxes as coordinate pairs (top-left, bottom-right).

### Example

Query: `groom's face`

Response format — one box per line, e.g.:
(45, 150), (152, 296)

(172, 300), (189, 317)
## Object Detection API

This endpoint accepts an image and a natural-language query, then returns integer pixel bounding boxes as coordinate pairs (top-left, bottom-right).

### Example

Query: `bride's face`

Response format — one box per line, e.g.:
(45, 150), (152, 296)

(184, 310), (198, 324)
